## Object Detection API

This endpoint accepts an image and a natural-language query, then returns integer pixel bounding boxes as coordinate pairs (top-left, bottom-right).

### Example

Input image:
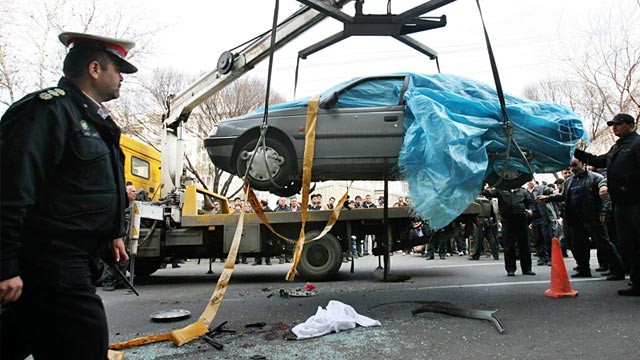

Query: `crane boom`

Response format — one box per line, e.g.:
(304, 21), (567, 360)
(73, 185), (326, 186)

(161, 1), (352, 196)
(160, 0), (454, 197)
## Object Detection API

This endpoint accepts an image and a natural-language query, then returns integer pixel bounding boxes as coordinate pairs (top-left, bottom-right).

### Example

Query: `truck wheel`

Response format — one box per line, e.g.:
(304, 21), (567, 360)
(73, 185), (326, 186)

(235, 136), (296, 192)
(133, 258), (162, 277)
(297, 231), (342, 281)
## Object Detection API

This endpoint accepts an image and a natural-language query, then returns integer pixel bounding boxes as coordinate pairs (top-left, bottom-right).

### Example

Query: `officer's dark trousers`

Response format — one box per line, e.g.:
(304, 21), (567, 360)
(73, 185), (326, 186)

(0, 256), (108, 360)
(567, 220), (624, 275)
(502, 216), (532, 274)
(614, 203), (640, 287)
(473, 221), (499, 259)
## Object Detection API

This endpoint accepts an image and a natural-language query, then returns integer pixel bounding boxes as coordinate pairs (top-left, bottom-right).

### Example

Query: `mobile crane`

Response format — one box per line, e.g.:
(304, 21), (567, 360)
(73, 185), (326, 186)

(126, 0), (482, 281)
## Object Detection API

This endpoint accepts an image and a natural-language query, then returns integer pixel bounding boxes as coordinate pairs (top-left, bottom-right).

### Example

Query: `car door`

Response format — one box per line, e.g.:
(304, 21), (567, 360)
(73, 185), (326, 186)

(311, 75), (408, 180)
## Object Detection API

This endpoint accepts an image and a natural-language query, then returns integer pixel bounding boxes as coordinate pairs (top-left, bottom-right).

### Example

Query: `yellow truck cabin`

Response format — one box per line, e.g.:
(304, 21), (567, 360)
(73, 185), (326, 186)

(120, 135), (161, 201)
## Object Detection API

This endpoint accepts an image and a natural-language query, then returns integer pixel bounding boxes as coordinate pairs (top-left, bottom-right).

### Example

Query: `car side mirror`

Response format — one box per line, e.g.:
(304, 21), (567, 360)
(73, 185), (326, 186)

(319, 92), (338, 109)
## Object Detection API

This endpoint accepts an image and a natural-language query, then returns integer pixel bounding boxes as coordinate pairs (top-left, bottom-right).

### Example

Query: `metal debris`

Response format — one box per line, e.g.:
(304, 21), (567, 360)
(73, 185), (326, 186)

(412, 302), (505, 334)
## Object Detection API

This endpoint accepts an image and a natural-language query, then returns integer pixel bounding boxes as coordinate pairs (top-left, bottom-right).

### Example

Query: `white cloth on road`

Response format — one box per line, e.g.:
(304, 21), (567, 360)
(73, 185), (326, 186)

(292, 300), (381, 339)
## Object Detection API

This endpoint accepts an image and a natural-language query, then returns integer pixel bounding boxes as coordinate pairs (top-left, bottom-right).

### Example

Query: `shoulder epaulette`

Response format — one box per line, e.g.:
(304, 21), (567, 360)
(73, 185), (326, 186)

(36, 88), (66, 101)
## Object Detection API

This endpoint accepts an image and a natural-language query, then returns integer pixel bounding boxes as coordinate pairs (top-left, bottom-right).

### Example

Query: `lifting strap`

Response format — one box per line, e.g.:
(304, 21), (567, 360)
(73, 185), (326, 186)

(475, 0), (533, 186)
(246, 186), (348, 246)
(245, 95), (349, 280)
(286, 96), (319, 281)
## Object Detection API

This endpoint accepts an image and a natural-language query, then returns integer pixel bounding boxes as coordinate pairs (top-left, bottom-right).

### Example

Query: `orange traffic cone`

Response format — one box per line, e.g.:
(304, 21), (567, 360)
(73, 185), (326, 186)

(544, 237), (578, 298)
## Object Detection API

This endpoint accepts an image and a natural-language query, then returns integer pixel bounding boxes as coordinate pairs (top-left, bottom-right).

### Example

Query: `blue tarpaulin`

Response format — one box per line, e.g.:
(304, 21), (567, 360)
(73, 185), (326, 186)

(256, 73), (586, 229)
(398, 73), (585, 228)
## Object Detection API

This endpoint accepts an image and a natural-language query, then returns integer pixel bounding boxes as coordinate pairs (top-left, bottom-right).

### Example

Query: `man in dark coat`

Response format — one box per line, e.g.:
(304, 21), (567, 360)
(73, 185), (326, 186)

(0, 32), (135, 358)
(481, 187), (536, 277)
(574, 113), (640, 296)
(538, 158), (625, 280)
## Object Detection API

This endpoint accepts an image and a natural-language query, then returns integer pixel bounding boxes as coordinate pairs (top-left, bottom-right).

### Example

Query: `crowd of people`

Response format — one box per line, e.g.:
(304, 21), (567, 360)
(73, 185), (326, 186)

(211, 193), (411, 215)
(218, 194), (411, 265)
(403, 113), (639, 297)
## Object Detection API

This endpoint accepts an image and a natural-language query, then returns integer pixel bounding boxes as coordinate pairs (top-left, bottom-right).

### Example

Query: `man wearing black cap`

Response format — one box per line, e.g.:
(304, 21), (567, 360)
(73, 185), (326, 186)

(0, 32), (136, 358)
(574, 113), (640, 296)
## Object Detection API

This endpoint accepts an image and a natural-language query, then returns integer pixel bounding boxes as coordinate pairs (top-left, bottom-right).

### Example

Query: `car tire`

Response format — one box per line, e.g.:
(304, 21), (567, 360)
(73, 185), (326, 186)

(485, 168), (532, 190)
(297, 230), (342, 281)
(235, 136), (296, 192)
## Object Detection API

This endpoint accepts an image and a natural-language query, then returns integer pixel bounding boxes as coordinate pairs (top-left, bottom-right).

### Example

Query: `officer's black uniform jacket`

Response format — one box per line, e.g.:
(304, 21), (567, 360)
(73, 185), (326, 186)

(0, 77), (126, 281)
(546, 171), (609, 226)
(574, 131), (640, 205)
(480, 187), (533, 220)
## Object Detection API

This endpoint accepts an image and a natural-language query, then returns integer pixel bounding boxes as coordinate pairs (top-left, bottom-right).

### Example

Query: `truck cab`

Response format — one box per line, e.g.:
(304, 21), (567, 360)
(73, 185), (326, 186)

(120, 135), (161, 201)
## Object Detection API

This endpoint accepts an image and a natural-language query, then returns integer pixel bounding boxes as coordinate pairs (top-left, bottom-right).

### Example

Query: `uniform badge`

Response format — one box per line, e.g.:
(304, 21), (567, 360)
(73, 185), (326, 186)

(80, 119), (100, 137)
(38, 88), (65, 101)
(39, 92), (53, 100)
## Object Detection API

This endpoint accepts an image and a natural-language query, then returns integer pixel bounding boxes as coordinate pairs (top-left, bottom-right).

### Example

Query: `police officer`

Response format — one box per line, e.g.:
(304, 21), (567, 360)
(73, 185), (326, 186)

(0, 32), (136, 358)
(481, 186), (536, 276)
(574, 113), (640, 296)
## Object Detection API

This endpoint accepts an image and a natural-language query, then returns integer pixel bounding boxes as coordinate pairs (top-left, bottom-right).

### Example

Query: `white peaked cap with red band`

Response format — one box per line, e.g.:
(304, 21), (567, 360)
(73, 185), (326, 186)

(58, 32), (138, 74)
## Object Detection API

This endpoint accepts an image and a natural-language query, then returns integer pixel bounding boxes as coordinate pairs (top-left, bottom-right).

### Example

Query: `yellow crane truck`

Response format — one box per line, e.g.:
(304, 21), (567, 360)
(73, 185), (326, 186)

(123, 0), (482, 281)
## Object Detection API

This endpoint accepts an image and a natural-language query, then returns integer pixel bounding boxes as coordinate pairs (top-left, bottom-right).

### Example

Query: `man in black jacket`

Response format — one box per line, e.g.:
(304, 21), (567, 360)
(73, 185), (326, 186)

(0, 32), (135, 358)
(538, 158), (625, 280)
(574, 113), (640, 296)
(481, 187), (536, 276)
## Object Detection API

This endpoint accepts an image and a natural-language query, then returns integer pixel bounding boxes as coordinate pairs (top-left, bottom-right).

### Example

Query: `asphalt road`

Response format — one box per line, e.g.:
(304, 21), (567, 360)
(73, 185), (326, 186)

(103, 251), (639, 360)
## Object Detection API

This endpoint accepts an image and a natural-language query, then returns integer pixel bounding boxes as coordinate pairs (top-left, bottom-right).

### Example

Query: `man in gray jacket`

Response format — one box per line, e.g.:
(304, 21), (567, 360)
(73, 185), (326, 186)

(526, 180), (557, 266)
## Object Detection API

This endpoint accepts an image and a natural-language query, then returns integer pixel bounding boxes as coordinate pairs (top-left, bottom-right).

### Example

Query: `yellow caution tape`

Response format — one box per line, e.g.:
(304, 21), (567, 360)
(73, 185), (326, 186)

(310, 191), (349, 242)
(198, 210), (245, 324)
(107, 349), (125, 360)
(109, 206), (248, 350)
(109, 96), (346, 349)
(248, 185), (349, 246)
(170, 208), (247, 346)
(109, 333), (171, 350)
(285, 96), (319, 281)
(246, 187), (296, 243)
(169, 319), (209, 346)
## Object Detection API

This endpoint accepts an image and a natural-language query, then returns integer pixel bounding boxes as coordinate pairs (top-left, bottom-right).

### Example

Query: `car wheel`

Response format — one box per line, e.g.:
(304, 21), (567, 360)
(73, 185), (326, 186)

(485, 167), (532, 190)
(235, 136), (296, 192)
(297, 231), (342, 281)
